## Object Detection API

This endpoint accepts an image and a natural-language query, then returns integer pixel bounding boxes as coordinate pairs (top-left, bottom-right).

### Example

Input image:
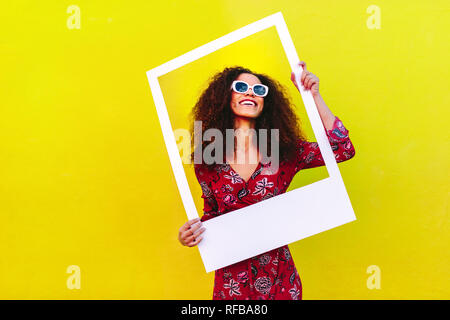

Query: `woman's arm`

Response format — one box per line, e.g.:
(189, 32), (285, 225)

(312, 93), (336, 131)
(290, 61), (355, 171)
(290, 61), (336, 131)
(294, 117), (355, 171)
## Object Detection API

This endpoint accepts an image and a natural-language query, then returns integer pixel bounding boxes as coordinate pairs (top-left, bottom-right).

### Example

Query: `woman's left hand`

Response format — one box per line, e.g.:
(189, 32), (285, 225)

(290, 61), (320, 97)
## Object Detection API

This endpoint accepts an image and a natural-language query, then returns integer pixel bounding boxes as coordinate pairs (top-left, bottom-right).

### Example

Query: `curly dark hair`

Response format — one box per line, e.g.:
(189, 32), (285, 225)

(189, 66), (307, 168)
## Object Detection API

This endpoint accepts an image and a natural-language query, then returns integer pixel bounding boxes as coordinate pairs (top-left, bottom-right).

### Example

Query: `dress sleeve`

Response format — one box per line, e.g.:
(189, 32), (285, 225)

(194, 164), (219, 222)
(295, 116), (355, 171)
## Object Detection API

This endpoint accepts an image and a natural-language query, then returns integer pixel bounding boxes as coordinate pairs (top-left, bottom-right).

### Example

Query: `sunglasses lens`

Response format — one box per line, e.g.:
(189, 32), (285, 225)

(253, 85), (267, 96)
(234, 81), (248, 93)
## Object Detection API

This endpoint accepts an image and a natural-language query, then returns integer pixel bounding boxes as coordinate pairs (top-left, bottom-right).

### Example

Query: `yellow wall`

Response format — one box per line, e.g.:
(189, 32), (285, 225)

(0, 1), (448, 299)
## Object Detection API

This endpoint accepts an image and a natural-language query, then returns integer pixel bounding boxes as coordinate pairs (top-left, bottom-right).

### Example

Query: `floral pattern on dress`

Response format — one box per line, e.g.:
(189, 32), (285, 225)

(254, 277), (273, 295)
(252, 178), (274, 196)
(224, 171), (244, 184)
(223, 279), (241, 297)
(194, 116), (355, 300)
(237, 271), (249, 284)
(289, 284), (301, 300)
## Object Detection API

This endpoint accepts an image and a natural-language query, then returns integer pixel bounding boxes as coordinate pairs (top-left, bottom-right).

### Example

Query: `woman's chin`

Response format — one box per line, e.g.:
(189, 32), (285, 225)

(233, 108), (262, 119)
(234, 113), (260, 120)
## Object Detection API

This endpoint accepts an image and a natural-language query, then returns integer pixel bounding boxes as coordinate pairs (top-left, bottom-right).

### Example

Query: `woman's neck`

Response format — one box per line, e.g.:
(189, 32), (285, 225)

(233, 116), (256, 131)
(232, 116), (258, 155)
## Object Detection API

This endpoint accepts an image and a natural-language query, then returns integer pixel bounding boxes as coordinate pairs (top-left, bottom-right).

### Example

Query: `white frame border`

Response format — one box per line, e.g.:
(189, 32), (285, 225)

(146, 12), (356, 272)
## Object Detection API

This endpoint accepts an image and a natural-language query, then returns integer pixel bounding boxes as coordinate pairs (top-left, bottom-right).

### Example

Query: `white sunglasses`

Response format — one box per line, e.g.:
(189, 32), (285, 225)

(231, 80), (269, 97)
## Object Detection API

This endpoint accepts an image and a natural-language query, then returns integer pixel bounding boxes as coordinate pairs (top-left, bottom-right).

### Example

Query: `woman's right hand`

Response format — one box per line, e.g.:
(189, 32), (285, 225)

(290, 61), (320, 97)
(178, 218), (205, 247)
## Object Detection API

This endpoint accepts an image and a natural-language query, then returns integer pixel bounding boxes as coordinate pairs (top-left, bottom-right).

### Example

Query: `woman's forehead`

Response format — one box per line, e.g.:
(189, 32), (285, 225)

(235, 73), (261, 84)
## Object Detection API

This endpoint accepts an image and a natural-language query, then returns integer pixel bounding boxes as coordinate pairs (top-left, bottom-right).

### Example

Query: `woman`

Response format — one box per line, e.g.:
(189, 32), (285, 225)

(178, 61), (355, 300)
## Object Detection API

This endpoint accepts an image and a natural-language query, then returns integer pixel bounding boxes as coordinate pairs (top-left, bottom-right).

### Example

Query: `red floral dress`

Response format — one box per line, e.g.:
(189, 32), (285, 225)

(194, 116), (355, 300)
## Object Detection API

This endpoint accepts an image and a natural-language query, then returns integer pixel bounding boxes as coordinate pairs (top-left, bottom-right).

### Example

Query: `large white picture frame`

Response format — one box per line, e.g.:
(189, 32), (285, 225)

(146, 12), (356, 273)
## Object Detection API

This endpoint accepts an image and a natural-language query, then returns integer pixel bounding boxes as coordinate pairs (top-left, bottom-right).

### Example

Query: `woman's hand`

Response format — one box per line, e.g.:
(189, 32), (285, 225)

(290, 61), (320, 97)
(178, 218), (205, 247)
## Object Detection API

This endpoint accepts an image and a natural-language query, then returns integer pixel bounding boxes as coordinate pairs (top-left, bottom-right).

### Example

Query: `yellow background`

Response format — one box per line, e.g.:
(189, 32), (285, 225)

(1, 1), (449, 299)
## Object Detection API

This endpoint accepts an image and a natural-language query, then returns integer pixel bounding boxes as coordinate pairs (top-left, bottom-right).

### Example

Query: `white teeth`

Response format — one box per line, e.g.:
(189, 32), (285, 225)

(241, 101), (256, 106)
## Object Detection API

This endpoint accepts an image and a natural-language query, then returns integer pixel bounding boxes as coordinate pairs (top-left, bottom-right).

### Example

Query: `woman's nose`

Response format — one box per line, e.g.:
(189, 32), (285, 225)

(245, 88), (256, 96)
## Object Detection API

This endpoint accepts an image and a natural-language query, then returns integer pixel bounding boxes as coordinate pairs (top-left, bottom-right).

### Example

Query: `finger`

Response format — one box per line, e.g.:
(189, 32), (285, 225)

(304, 75), (313, 89)
(187, 235), (204, 247)
(299, 61), (307, 71)
(183, 225), (205, 243)
(184, 221), (202, 235)
(301, 70), (308, 84)
(290, 72), (296, 85)
(193, 235), (204, 245)
(305, 74), (317, 90)
(181, 228), (193, 240)
(184, 226), (204, 244)
(291, 73), (300, 91)
(180, 235), (190, 246)
(179, 225), (189, 234)
(302, 74), (311, 89)
(310, 76), (319, 89)
(187, 218), (201, 227)
(193, 226), (206, 237)
(181, 228), (199, 245)
(180, 218), (200, 233)
(189, 221), (203, 234)
(180, 225), (195, 239)
(183, 234), (195, 244)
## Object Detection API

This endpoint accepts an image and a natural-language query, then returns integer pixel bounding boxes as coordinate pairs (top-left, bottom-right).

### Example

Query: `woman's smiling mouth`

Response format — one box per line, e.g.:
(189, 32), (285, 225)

(239, 99), (257, 106)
